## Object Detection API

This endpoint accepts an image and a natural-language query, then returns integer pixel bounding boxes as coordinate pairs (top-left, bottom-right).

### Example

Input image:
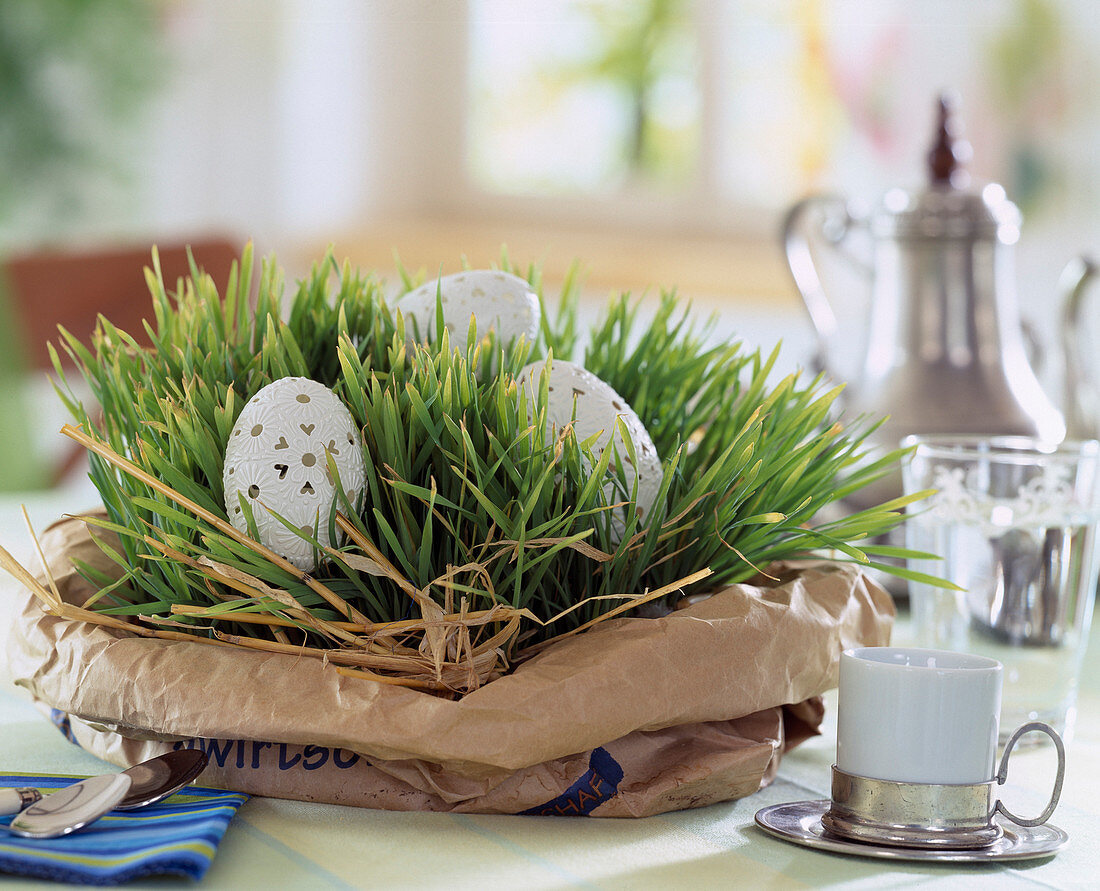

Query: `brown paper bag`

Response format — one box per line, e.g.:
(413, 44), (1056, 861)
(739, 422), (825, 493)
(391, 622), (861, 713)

(7, 514), (894, 817)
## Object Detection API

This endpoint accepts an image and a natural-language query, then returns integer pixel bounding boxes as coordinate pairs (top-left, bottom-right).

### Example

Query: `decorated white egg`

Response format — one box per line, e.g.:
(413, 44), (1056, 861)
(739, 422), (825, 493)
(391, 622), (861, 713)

(517, 359), (663, 538)
(223, 377), (365, 571)
(400, 269), (540, 352)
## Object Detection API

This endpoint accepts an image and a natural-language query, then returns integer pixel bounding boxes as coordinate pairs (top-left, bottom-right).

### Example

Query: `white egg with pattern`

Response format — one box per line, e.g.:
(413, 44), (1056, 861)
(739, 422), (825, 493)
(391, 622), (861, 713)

(223, 377), (365, 571)
(399, 269), (540, 352)
(517, 358), (663, 539)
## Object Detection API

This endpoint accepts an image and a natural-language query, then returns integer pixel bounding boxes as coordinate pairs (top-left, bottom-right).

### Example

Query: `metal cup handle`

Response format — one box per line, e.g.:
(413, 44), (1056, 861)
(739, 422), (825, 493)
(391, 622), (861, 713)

(993, 721), (1065, 827)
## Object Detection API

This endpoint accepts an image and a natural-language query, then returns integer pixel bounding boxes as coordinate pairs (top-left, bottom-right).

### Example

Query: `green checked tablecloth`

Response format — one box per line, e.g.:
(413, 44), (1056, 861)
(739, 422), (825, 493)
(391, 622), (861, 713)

(2, 494), (1100, 889)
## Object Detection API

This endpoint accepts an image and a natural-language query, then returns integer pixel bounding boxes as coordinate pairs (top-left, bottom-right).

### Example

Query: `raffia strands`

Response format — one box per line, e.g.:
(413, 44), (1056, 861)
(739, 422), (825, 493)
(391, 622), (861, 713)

(14, 429), (698, 693)
(1, 475), (713, 695)
(168, 601), (516, 636)
(1, 521), (510, 694)
(0, 536), (239, 648)
(517, 567), (714, 657)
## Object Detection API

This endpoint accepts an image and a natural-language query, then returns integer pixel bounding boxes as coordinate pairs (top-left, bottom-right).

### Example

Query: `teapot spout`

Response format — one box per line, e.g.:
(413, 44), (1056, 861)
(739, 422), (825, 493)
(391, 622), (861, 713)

(1060, 255), (1100, 439)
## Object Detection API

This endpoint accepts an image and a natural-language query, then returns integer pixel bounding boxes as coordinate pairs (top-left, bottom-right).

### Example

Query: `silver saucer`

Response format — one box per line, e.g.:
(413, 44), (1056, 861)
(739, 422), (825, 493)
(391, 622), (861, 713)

(755, 800), (1068, 863)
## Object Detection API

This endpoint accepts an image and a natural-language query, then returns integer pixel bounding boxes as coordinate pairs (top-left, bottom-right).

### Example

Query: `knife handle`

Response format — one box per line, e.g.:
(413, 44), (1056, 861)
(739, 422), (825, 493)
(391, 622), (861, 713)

(0, 788), (42, 816)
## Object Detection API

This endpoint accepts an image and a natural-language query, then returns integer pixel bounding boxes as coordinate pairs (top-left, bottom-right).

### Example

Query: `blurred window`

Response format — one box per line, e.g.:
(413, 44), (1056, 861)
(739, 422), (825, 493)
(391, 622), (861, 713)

(468, 0), (701, 196)
(463, 0), (1097, 232)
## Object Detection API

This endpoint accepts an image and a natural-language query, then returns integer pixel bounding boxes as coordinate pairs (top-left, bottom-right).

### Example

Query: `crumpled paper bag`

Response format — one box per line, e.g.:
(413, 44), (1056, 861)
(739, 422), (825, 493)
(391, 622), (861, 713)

(6, 514), (893, 817)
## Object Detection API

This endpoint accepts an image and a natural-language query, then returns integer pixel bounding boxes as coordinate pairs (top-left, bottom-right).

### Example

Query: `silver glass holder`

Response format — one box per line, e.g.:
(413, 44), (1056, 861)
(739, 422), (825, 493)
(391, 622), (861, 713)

(822, 721), (1065, 850)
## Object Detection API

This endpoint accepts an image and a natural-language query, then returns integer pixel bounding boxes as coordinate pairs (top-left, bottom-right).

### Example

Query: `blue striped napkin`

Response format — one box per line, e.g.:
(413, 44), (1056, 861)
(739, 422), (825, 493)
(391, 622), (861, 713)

(0, 775), (248, 885)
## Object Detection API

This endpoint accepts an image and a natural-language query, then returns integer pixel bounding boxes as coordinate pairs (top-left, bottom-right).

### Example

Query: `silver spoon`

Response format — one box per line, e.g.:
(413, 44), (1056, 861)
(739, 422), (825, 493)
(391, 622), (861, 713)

(5, 749), (209, 839)
(116, 748), (208, 810)
(8, 773), (132, 839)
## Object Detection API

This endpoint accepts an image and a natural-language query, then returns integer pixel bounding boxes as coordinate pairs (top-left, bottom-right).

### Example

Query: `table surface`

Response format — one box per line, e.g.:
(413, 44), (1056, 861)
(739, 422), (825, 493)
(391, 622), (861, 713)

(2, 489), (1098, 890)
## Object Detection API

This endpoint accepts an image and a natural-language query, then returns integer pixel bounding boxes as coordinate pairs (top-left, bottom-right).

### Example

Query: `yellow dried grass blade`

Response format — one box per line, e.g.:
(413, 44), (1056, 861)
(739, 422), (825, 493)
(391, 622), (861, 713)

(22, 507), (63, 604)
(0, 541), (62, 612)
(333, 666), (453, 692)
(520, 567), (714, 656)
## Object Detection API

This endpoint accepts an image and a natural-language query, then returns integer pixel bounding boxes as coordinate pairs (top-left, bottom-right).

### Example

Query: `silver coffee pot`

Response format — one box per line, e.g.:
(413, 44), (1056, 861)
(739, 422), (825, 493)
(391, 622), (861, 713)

(783, 95), (1094, 502)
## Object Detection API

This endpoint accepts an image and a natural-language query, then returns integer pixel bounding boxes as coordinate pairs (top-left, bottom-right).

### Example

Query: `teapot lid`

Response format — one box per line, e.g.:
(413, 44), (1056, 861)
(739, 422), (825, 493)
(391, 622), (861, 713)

(871, 93), (1021, 243)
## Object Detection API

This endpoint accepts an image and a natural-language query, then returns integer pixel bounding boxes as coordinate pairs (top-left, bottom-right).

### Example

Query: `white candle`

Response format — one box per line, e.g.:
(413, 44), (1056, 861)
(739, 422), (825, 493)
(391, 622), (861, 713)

(837, 647), (1003, 785)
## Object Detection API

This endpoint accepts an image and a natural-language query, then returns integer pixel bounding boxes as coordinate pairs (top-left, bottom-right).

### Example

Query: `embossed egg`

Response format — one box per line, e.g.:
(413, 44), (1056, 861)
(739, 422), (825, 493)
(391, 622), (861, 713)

(223, 377), (365, 571)
(517, 358), (663, 538)
(400, 269), (540, 352)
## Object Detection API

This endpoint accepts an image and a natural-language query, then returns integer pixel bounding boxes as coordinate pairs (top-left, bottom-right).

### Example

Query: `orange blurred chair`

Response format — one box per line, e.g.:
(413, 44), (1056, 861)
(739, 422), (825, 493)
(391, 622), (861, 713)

(1, 238), (241, 486)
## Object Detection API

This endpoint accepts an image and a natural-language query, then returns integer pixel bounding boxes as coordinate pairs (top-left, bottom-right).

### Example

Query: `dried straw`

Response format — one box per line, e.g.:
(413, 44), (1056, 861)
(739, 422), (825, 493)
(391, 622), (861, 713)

(0, 426), (712, 696)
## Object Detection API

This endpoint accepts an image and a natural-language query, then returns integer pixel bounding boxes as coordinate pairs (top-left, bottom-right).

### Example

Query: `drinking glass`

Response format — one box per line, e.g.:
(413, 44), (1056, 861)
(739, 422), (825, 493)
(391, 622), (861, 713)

(901, 435), (1100, 742)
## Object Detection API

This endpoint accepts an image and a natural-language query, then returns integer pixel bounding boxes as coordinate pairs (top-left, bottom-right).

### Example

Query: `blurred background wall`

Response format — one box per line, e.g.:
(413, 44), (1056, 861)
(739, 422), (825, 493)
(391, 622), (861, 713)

(1, 0), (1099, 491)
(4, 0), (1097, 290)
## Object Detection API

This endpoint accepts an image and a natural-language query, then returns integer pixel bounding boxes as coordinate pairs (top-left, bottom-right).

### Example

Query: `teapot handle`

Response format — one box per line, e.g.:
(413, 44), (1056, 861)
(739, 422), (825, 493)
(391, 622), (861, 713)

(1060, 255), (1100, 439)
(781, 195), (867, 369)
